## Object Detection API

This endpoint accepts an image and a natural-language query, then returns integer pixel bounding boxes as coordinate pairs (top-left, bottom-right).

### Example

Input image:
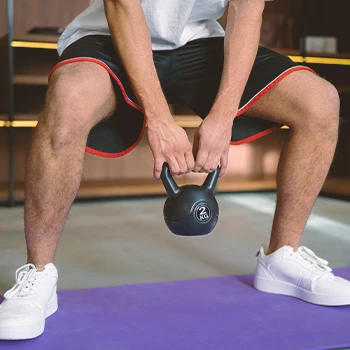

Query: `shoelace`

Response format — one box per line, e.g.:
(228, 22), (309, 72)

(4, 264), (43, 299)
(297, 246), (332, 273)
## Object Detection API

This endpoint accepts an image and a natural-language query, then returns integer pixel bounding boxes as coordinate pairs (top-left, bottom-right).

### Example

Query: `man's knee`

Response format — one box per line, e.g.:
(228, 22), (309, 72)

(38, 64), (116, 149)
(46, 71), (101, 122)
(39, 78), (93, 149)
(298, 79), (339, 138)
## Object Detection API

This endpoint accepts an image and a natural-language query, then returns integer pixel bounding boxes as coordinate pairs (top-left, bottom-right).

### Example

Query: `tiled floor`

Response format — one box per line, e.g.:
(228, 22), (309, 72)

(0, 193), (349, 292)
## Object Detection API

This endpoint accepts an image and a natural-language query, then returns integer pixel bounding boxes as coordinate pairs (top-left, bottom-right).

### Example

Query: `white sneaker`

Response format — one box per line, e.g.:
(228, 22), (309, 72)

(0, 263), (58, 340)
(254, 245), (350, 306)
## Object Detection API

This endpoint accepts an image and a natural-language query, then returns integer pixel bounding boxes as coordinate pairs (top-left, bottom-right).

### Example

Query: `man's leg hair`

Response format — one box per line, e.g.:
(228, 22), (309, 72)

(244, 70), (339, 253)
(24, 62), (117, 270)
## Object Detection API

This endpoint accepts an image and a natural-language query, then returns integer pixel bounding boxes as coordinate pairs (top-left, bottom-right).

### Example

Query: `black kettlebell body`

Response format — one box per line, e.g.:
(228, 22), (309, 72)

(161, 164), (219, 237)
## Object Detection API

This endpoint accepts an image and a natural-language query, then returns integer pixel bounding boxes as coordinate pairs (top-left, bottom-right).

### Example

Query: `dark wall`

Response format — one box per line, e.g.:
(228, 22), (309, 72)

(303, 0), (350, 52)
(263, 0), (349, 52)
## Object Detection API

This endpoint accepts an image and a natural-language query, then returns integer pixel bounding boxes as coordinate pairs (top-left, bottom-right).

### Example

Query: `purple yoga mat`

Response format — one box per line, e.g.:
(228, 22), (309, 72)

(1, 268), (350, 350)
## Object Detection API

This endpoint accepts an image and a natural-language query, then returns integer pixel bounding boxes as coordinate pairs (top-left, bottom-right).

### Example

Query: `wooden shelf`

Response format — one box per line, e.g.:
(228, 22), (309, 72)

(322, 177), (350, 197)
(0, 114), (39, 121)
(174, 115), (202, 128)
(0, 177), (277, 200)
(304, 51), (350, 59)
(0, 113), (202, 128)
(78, 177), (277, 198)
(271, 48), (350, 59)
(13, 34), (59, 44)
(1, 177), (349, 201)
(272, 48), (301, 56)
(337, 86), (350, 94)
(10, 74), (350, 94)
(13, 74), (48, 86)
(10, 38), (350, 60)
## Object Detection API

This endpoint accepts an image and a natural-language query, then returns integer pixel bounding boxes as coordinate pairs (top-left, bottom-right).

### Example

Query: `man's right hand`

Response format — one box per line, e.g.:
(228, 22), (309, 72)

(105, 0), (193, 180)
(105, 0), (194, 179)
(147, 116), (195, 180)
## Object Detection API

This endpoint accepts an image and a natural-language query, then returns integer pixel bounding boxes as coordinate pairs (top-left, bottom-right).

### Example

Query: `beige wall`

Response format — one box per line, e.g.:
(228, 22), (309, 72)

(13, 0), (89, 39)
(0, 128), (285, 183)
(0, 0), (90, 40)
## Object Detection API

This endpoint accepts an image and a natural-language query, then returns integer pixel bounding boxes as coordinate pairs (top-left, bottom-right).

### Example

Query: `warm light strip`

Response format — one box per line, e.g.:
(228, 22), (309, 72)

(11, 41), (57, 50)
(9, 41), (350, 65)
(288, 55), (350, 65)
(0, 120), (38, 128)
(0, 120), (290, 131)
(12, 120), (38, 127)
(288, 55), (304, 63)
(304, 57), (350, 66)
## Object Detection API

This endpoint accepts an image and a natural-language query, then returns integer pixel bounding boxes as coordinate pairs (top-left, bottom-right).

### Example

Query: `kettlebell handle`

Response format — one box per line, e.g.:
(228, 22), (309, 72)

(160, 163), (181, 198)
(160, 163), (219, 197)
(202, 167), (220, 193)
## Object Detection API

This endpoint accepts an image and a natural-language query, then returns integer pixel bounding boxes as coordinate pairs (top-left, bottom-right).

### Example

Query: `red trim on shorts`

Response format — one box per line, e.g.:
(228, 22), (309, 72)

(49, 57), (146, 158)
(230, 66), (316, 145)
(85, 136), (143, 158)
(230, 126), (280, 146)
(49, 57), (142, 112)
(49, 59), (315, 156)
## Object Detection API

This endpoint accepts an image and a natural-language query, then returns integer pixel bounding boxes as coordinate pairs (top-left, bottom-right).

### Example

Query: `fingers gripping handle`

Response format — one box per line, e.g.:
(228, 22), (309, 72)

(161, 163), (219, 196)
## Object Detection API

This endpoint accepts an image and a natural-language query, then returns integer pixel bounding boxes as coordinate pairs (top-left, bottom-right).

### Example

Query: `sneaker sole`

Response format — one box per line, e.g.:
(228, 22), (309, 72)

(0, 293), (58, 340)
(254, 276), (350, 306)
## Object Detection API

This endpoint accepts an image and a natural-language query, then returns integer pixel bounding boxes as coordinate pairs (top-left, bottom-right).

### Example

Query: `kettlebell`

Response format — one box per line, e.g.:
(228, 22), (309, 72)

(160, 163), (220, 237)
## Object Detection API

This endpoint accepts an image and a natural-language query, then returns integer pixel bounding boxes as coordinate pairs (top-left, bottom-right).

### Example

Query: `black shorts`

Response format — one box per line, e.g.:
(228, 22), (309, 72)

(50, 35), (313, 158)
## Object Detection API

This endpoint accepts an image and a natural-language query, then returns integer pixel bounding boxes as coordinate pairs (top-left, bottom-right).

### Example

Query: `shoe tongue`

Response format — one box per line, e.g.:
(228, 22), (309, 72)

(285, 245), (296, 251)
(274, 245), (294, 254)
(44, 263), (55, 269)
(42, 263), (56, 275)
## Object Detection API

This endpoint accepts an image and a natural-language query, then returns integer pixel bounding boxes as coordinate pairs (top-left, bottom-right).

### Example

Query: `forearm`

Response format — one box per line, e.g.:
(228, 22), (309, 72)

(104, 0), (170, 122)
(210, 0), (265, 120)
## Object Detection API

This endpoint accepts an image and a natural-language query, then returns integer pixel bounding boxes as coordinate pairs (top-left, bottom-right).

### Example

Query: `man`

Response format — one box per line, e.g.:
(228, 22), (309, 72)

(1, 0), (349, 341)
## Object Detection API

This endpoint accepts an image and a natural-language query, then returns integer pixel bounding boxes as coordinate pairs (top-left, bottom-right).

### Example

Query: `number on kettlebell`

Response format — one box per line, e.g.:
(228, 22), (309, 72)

(160, 164), (220, 237)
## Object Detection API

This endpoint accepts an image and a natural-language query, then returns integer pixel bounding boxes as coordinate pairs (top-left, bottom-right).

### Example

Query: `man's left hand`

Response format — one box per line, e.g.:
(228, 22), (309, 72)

(192, 114), (234, 178)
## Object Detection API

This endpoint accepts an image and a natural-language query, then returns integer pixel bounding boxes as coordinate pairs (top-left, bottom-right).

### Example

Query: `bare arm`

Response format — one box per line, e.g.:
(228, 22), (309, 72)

(193, 0), (265, 176)
(104, 0), (194, 179)
(211, 0), (265, 118)
(104, 0), (169, 118)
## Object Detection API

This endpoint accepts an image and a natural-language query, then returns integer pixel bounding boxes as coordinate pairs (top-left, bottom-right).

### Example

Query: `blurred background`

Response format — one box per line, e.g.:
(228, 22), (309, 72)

(0, 0), (349, 294)
(0, 0), (349, 205)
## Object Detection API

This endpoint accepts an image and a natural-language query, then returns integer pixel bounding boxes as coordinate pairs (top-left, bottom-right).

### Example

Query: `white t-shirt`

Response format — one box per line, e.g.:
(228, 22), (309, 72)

(57, 0), (229, 55)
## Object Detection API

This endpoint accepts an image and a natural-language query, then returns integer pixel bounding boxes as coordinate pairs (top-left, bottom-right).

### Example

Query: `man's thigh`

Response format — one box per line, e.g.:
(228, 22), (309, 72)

(168, 39), (339, 143)
(243, 70), (340, 128)
(49, 35), (145, 157)
(48, 61), (118, 127)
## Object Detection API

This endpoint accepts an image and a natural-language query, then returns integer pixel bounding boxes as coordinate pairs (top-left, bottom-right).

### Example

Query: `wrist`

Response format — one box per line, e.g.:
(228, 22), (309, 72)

(145, 107), (174, 129)
(207, 107), (238, 123)
(143, 97), (172, 121)
(135, 80), (169, 116)
(209, 99), (238, 122)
